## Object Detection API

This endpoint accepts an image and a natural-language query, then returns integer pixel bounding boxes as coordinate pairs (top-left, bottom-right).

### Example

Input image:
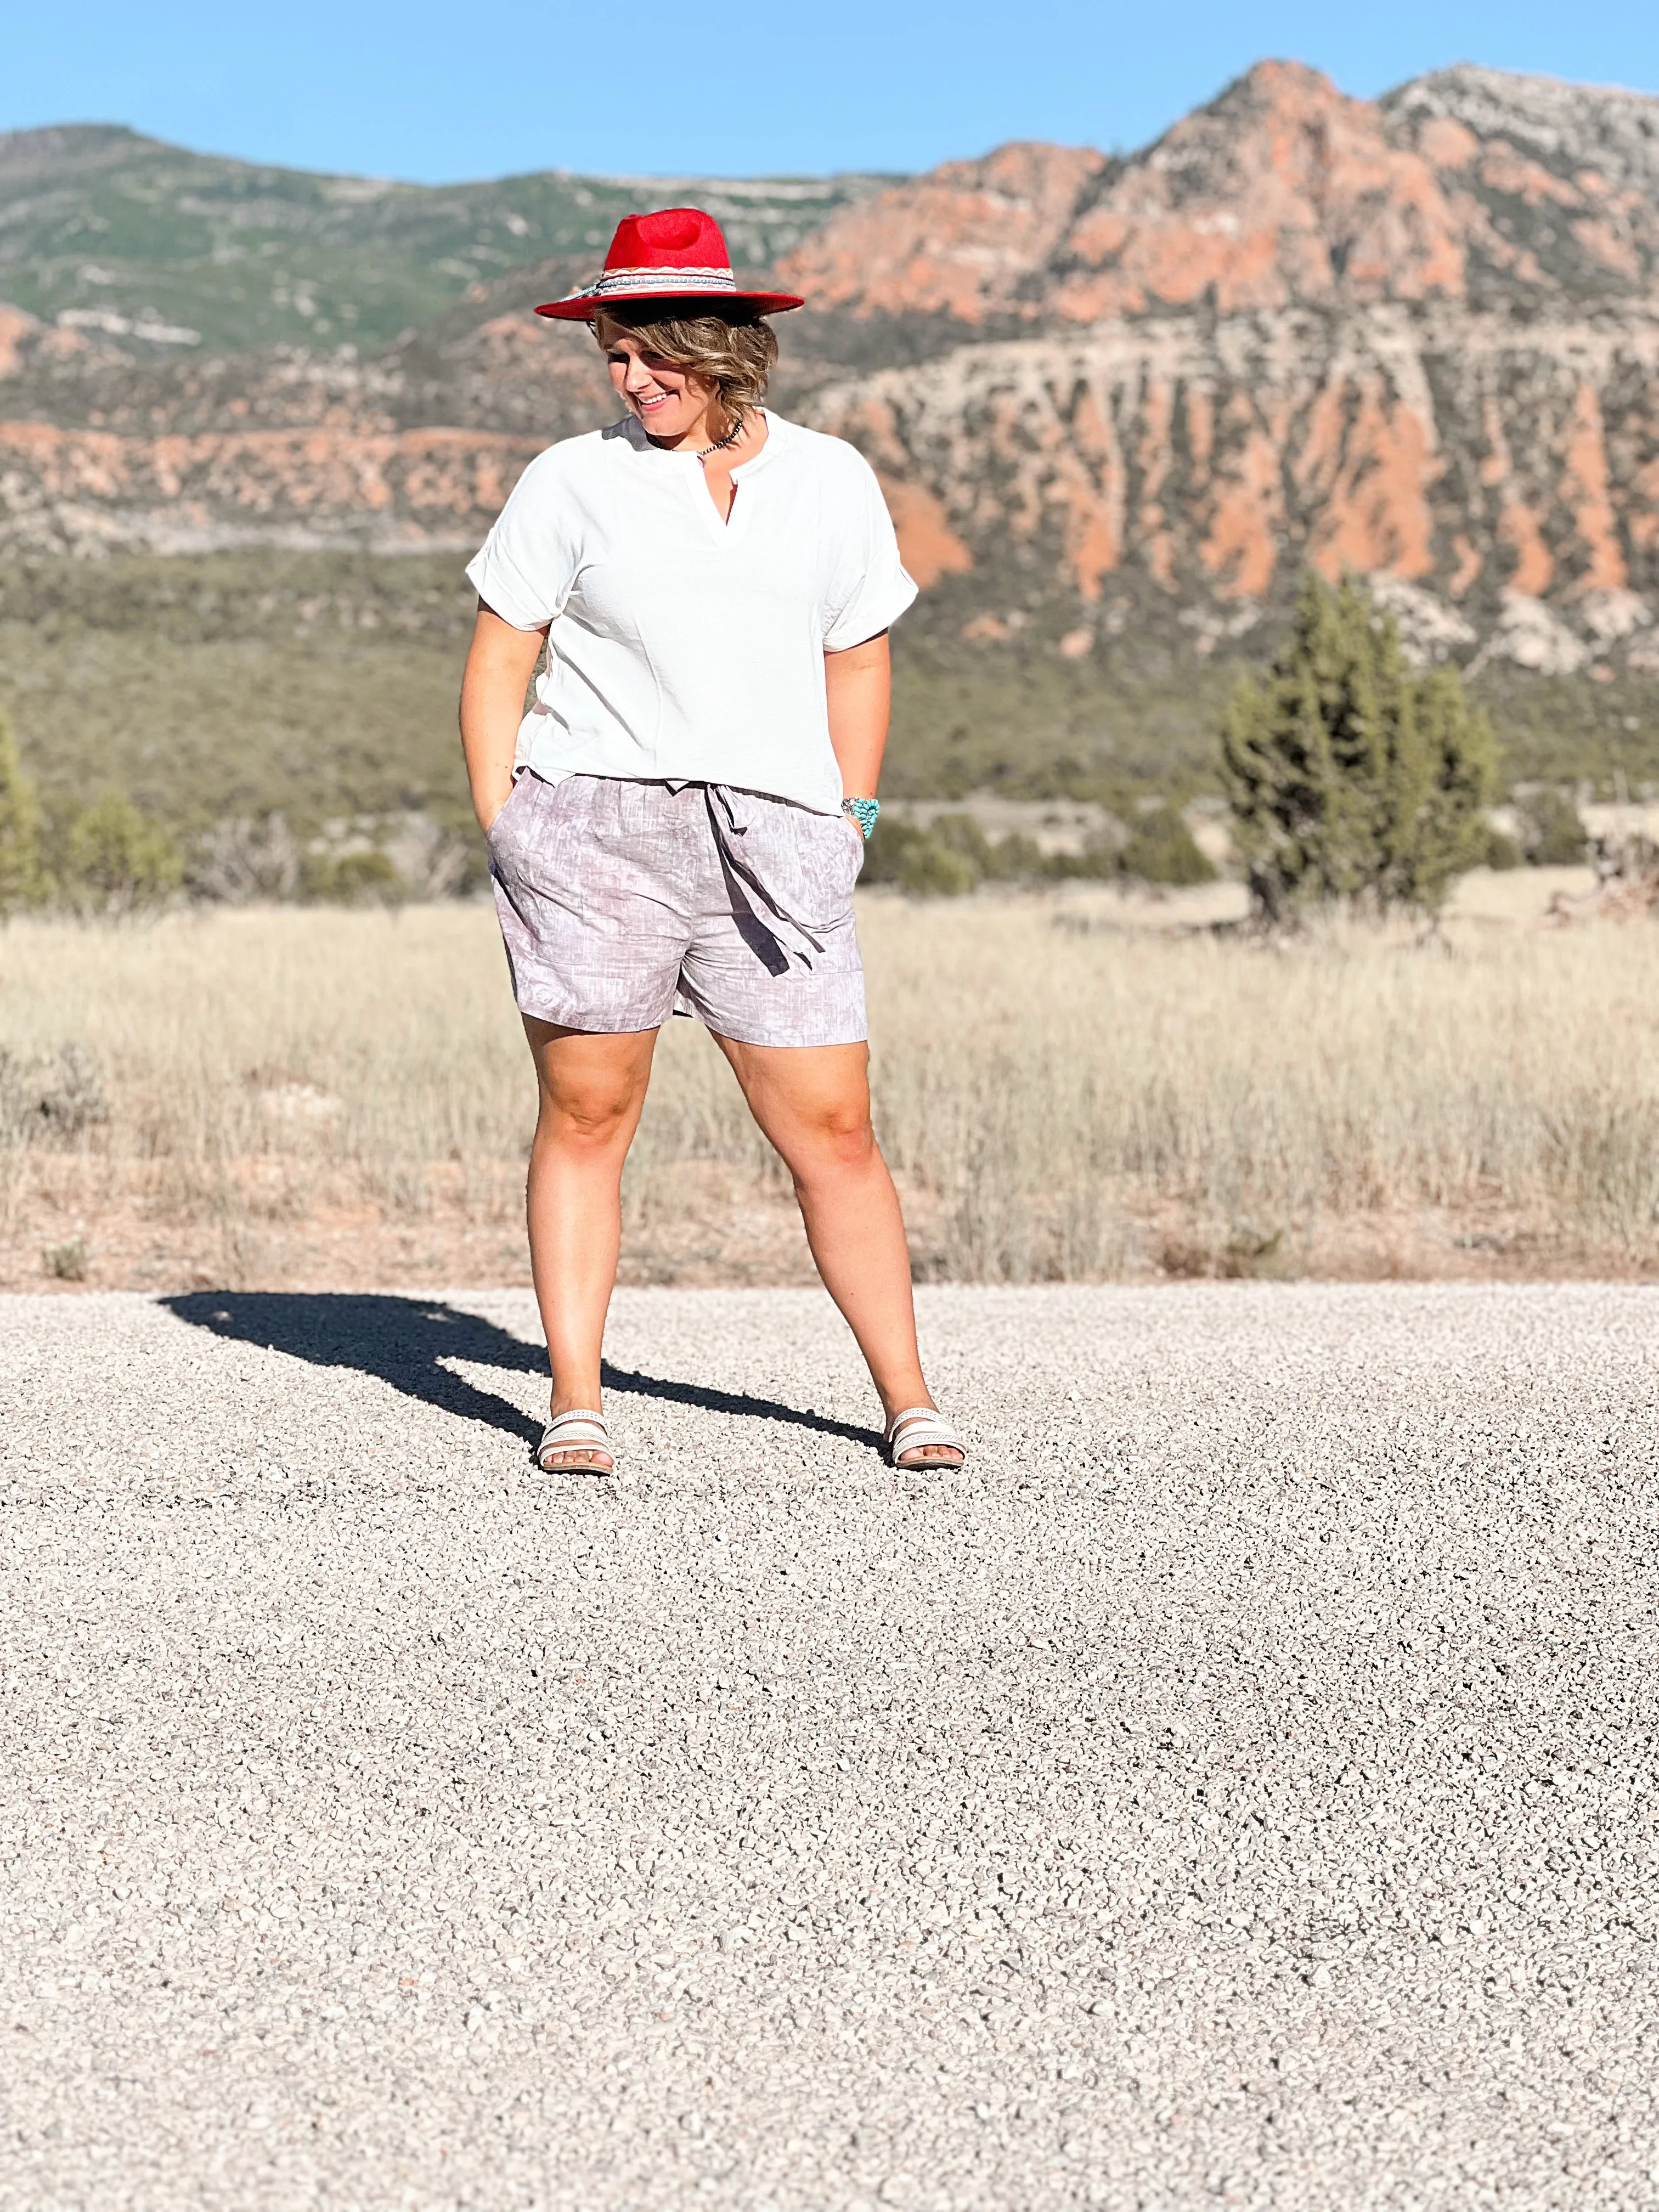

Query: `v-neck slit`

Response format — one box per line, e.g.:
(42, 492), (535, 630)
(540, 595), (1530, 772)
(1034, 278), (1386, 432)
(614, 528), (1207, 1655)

(702, 473), (738, 532)
(687, 410), (774, 544)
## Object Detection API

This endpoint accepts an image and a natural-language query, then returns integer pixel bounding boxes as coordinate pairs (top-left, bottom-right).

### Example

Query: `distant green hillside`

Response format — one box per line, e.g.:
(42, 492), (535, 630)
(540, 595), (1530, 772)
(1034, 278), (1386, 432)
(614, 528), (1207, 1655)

(0, 552), (1243, 852)
(4, 554), (1652, 865)
(0, 125), (895, 352)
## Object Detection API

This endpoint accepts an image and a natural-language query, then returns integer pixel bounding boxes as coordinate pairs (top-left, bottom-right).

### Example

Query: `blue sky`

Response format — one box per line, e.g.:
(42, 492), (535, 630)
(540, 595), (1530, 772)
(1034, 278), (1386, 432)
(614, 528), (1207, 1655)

(5, 0), (1655, 182)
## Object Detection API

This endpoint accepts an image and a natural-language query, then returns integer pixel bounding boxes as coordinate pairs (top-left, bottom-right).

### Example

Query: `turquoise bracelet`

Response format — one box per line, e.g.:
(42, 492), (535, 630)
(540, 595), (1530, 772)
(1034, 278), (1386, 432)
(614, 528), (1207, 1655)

(842, 797), (881, 840)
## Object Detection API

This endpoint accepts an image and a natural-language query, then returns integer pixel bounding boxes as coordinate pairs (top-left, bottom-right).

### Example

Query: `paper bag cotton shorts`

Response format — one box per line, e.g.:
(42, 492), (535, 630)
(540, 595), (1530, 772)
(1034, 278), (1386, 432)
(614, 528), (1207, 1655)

(487, 773), (868, 1046)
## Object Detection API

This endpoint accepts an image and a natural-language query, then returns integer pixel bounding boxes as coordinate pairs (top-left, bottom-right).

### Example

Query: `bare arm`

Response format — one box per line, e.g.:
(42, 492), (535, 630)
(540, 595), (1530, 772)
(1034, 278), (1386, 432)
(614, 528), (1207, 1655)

(823, 631), (891, 816)
(459, 602), (549, 833)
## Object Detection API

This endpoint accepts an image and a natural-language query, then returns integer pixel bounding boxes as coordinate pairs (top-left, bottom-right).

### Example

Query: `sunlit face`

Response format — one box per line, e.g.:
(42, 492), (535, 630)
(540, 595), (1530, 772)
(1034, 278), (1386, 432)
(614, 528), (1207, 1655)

(600, 326), (716, 445)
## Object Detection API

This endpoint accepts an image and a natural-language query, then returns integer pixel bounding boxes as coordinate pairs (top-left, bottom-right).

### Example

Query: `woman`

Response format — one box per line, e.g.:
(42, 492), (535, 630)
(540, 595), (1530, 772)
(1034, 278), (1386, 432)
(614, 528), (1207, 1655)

(459, 205), (964, 1477)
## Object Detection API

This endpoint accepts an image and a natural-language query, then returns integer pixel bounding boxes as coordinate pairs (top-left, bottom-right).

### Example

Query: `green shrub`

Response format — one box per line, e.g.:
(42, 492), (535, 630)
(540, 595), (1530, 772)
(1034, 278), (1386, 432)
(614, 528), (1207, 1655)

(926, 813), (1000, 876)
(900, 838), (980, 898)
(299, 848), (405, 905)
(857, 816), (922, 886)
(984, 831), (1048, 879)
(861, 815), (991, 896)
(864, 806), (1210, 898)
(0, 706), (43, 912)
(59, 789), (183, 913)
(1119, 806), (1216, 885)
(1480, 823), (1523, 870)
(1519, 789), (1588, 866)
(1220, 571), (1499, 921)
(1046, 839), (1122, 883)
(866, 813), (1085, 896)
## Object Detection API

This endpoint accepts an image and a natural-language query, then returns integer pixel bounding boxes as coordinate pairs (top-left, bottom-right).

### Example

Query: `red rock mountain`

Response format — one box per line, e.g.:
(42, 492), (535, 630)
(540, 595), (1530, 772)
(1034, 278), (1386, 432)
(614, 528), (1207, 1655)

(783, 61), (1659, 323)
(3, 62), (1658, 678)
(781, 63), (1659, 674)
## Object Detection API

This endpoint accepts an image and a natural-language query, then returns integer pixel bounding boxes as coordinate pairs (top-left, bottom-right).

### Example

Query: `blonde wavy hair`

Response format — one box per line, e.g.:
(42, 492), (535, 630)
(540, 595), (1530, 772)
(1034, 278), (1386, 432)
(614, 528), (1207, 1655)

(594, 304), (778, 434)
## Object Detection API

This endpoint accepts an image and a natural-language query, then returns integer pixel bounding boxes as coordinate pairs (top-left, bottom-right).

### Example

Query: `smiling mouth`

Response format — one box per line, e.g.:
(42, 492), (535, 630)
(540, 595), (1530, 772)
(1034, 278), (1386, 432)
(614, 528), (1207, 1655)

(635, 392), (670, 411)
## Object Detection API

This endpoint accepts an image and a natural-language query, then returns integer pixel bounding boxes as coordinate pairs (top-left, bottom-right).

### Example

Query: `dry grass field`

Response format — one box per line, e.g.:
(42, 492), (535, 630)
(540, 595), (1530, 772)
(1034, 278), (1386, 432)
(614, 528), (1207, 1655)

(4, 869), (1658, 1292)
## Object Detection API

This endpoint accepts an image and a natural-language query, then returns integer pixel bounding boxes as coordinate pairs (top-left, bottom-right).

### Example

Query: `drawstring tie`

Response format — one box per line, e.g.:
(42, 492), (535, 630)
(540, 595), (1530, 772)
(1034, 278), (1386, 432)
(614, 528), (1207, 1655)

(698, 783), (826, 970)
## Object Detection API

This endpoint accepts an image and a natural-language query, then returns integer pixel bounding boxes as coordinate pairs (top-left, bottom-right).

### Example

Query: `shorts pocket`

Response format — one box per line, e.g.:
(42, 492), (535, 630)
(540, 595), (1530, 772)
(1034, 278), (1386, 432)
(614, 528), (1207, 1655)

(484, 771), (532, 850)
(484, 783), (522, 840)
(737, 799), (862, 933)
(488, 771), (590, 883)
(828, 809), (867, 889)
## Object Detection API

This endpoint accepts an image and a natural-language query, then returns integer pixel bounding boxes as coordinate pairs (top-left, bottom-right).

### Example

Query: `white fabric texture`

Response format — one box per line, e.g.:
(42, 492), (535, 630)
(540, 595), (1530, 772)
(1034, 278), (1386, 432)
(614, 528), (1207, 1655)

(465, 410), (918, 816)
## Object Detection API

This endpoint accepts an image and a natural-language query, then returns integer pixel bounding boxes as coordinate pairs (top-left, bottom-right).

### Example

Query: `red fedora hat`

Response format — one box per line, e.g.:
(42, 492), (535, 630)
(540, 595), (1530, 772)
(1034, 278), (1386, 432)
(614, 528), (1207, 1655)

(535, 206), (804, 321)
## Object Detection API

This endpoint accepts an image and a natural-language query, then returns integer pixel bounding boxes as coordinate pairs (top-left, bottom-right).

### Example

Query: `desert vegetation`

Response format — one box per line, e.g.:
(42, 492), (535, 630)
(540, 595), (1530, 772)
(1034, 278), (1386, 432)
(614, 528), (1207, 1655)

(1, 575), (1644, 1294)
(0, 558), (1621, 919)
(3, 877), (1655, 1293)
(0, 553), (1649, 918)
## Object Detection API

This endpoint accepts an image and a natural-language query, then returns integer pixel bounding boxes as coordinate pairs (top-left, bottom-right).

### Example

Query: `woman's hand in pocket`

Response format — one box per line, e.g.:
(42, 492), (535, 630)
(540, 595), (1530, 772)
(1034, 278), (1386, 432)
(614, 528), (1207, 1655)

(460, 603), (545, 836)
(483, 778), (517, 838)
(840, 809), (868, 887)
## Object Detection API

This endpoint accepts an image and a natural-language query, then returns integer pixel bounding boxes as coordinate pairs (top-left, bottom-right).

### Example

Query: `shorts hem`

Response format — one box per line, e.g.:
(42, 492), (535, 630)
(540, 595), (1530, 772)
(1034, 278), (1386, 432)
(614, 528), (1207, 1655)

(513, 991), (674, 1035)
(690, 1010), (868, 1049)
(514, 984), (865, 1049)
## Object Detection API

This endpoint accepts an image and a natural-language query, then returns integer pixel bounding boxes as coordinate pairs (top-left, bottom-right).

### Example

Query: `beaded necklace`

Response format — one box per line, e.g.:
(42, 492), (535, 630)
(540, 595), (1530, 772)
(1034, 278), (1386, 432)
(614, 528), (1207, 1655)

(647, 416), (746, 463)
(692, 416), (747, 463)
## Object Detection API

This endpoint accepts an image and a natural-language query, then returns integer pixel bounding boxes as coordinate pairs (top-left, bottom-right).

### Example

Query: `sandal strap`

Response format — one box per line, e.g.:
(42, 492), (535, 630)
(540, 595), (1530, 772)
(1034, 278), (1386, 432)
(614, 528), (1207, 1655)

(541, 1408), (608, 1437)
(538, 1410), (611, 1461)
(887, 1406), (964, 1456)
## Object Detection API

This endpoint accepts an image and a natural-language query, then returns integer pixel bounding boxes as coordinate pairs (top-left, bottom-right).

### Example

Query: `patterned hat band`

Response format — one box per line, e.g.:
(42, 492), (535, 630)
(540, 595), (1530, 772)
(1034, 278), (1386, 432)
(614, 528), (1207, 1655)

(574, 265), (740, 302)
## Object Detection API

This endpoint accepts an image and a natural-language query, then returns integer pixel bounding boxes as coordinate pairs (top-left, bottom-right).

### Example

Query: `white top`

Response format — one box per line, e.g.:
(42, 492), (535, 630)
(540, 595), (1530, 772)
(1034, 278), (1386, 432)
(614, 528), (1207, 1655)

(465, 410), (917, 816)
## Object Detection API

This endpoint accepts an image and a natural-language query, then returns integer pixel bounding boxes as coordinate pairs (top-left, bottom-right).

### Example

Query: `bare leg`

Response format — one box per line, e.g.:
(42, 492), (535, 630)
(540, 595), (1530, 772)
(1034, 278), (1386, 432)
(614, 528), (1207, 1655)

(522, 1018), (658, 1470)
(711, 1035), (962, 1465)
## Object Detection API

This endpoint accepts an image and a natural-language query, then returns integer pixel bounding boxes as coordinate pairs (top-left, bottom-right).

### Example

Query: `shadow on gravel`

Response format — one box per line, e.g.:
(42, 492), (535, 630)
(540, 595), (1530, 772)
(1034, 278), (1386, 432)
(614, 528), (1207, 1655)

(161, 1294), (879, 1454)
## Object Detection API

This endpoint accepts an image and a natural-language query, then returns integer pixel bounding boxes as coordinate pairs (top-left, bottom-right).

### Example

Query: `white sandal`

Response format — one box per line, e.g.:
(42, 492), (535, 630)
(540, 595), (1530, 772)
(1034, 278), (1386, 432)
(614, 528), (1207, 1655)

(885, 1405), (966, 1471)
(535, 1408), (613, 1474)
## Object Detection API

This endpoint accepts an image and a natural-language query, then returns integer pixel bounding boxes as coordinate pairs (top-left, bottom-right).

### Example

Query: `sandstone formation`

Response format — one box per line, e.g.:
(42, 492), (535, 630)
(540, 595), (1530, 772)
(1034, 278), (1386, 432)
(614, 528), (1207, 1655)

(2, 63), (1657, 677)
(782, 62), (1659, 324)
(806, 304), (1659, 670)
(781, 63), (1659, 673)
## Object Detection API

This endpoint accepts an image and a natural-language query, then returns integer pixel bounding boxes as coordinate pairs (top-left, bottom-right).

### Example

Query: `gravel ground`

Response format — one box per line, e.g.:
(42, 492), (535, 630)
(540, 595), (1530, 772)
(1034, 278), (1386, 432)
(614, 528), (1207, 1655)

(2, 1282), (1656, 2210)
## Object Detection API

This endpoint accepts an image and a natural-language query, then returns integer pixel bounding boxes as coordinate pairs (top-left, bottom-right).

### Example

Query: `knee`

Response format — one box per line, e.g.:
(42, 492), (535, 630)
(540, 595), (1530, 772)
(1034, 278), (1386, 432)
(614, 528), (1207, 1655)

(539, 1084), (636, 1152)
(792, 1100), (877, 1180)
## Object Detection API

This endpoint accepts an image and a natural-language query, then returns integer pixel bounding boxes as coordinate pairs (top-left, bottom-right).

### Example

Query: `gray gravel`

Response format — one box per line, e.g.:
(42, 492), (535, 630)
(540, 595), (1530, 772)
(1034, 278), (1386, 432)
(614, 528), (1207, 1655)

(1, 1283), (1657, 2210)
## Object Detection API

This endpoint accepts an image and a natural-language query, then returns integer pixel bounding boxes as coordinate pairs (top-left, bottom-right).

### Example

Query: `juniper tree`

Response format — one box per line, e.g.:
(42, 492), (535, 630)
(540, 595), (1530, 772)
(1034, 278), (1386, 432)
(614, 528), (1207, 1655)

(1221, 572), (1498, 923)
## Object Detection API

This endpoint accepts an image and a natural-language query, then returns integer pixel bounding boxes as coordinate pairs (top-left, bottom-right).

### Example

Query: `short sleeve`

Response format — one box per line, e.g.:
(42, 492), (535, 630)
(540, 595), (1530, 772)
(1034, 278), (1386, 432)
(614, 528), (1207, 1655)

(821, 450), (919, 651)
(464, 448), (577, 632)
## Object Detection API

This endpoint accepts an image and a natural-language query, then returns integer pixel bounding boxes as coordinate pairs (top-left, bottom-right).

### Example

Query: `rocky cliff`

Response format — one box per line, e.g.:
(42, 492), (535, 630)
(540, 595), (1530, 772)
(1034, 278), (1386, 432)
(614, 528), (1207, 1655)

(782, 63), (1659, 677)
(783, 62), (1659, 324)
(2, 64), (1657, 683)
